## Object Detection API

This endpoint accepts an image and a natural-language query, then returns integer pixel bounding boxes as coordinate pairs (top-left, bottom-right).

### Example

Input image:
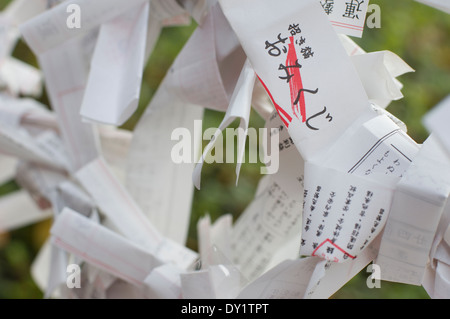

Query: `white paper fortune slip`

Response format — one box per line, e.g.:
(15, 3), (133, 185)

(0, 57), (42, 97)
(0, 189), (52, 233)
(0, 0), (45, 95)
(318, 114), (419, 178)
(80, 2), (149, 126)
(34, 36), (101, 172)
(0, 123), (64, 169)
(1, 0), (47, 28)
(227, 111), (304, 280)
(219, 0), (373, 162)
(237, 257), (326, 299)
(126, 82), (203, 246)
(219, 0), (400, 264)
(20, 1), (163, 170)
(307, 233), (382, 298)
(299, 161), (394, 262)
(299, 114), (419, 262)
(193, 59), (255, 189)
(319, 0), (370, 38)
(125, 2), (246, 244)
(19, 0), (148, 55)
(78, 0), (187, 126)
(350, 50), (414, 107)
(0, 154), (16, 185)
(76, 157), (198, 270)
(164, 2), (246, 113)
(51, 208), (163, 286)
(376, 135), (450, 285)
(197, 214), (233, 268)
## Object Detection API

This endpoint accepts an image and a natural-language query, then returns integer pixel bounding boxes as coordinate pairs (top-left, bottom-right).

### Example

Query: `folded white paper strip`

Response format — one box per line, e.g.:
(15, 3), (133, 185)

(219, 0), (419, 265)
(181, 255), (243, 299)
(0, 154), (16, 185)
(98, 126), (133, 183)
(76, 157), (163, 248)
(193, 59), (255, 188)
(0, 189), (52, 233)
(350, 51), (414, 106)
(38, 36), (101, 172)
(126, 2), (244, 243)
(237, 257), (325, 299)
(197, 214), (233, 268)
(2, 0), (47, 27)
(76, 157), (198, 269)
(144, 264), (183, 299)
(0, 57), (42, 97)
(227, 110), (303, 280)
(77, 0), (188, 126)
(181, 269), (216, 299)
(308, 234), (382, 298)
(80, 2), (149, 126)
(51, 208), (163, 286)
(0, 0), (447, 301)
(178, 0), (211, 25)
(20, 0), (148, 55)
(300, 161), (394, 262)
(165, 2), (246, 112)
(376, 135), (450, 285)
(126, 82), (203, 246)
(0, 125), (65, 169)
(31, 239), (52, 293)
(0, 0), (45, 95)
(318, 114), (419, 177)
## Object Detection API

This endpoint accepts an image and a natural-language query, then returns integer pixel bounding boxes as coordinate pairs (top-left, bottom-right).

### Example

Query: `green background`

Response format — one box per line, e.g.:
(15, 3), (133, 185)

(0, 0), (449, 299)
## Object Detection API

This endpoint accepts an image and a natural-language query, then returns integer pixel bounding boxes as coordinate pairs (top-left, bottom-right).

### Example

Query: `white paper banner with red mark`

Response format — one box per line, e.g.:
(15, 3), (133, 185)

(219, 0), (372, 161)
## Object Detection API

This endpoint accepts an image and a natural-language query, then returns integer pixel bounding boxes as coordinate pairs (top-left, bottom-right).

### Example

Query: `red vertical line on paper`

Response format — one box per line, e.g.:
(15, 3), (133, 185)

(257, 75), (292, 128)
(312, 238), (356, 260)
(286, 36), (306, 122)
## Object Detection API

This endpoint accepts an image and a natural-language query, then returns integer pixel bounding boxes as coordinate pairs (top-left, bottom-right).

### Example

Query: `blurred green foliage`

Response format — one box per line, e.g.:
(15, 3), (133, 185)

(0, 0), (448, 299)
